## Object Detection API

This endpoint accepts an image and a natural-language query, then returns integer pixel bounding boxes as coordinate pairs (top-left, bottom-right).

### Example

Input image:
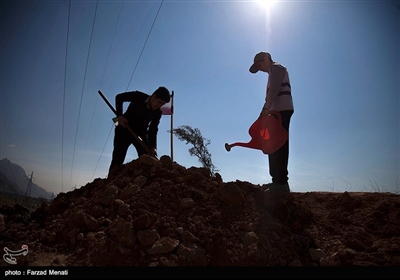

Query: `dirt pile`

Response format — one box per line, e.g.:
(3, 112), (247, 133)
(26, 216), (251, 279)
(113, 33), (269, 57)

(1, 154), (400, 268)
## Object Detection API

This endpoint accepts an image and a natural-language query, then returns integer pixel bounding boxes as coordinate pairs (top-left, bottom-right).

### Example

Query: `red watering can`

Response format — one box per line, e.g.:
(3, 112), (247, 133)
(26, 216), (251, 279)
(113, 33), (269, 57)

(225, 110), (288, 154)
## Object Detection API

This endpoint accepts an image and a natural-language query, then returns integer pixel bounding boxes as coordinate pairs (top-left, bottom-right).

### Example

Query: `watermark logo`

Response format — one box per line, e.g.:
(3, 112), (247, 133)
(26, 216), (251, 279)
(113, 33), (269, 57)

(3, 245), (29, 265)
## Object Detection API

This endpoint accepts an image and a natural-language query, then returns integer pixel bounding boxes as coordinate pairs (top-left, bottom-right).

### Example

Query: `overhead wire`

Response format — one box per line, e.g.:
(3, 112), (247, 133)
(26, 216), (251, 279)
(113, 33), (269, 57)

(99, 1), (125, 90)
(126, 0), (164, 91)
(90, 0), (125, 181)
(64, 0), (165, 189)
(91, 123), (114, 182)
(69, 0), (99, 190)
(91, 0), (165, 179)
(61, 0), (71, 193)
(76, 0), (125, 186)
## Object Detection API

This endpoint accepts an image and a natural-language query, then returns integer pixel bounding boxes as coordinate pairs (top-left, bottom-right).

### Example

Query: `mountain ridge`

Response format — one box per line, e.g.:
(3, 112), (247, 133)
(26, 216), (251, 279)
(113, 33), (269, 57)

(0, 158), (53, 199)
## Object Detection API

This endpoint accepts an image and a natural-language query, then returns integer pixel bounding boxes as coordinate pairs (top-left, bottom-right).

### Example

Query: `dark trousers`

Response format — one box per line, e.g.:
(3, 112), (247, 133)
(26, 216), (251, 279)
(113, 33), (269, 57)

(108, 125), (148, 174)
(268, 110), (293, 185)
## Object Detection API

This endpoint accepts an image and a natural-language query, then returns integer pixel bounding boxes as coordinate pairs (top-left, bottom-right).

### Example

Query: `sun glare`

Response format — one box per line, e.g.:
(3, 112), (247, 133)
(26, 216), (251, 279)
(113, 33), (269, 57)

(257, 0), (275, 10)
(254, 0), (276, 35)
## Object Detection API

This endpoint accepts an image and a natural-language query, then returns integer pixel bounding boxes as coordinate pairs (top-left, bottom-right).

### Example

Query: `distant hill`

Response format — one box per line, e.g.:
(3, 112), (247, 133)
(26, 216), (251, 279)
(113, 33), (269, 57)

(0, 171), (24, 195)
(0, 158), (54, 199)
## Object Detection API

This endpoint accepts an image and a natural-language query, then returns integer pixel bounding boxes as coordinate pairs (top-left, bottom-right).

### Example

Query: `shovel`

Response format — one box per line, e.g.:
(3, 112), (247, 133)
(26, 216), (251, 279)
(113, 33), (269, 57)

(98, 90), (151, 155)
(225, 110), (288, 154)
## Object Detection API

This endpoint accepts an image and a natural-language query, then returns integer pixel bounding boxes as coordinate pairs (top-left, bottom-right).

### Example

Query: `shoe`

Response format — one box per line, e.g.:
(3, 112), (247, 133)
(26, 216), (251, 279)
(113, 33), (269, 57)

(261, 182), (290, 192)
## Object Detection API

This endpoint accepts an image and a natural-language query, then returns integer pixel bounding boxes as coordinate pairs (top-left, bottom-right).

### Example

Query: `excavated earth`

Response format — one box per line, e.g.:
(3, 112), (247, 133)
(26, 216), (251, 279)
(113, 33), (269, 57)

(0, 155), (399, 276)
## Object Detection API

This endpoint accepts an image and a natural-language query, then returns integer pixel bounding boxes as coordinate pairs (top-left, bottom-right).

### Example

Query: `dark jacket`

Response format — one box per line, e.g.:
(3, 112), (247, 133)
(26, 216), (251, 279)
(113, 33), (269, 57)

(115, 91), (162, 149)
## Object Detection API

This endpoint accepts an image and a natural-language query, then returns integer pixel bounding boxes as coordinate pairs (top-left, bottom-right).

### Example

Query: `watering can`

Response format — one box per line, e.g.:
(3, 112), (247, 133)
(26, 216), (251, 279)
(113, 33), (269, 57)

(225, 110), (288, 154)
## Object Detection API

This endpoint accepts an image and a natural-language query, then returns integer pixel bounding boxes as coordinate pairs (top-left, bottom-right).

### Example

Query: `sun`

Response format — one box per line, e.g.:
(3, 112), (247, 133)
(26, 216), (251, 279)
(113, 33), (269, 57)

(256, 0), (275, 10)
(255, 0), (276, 34)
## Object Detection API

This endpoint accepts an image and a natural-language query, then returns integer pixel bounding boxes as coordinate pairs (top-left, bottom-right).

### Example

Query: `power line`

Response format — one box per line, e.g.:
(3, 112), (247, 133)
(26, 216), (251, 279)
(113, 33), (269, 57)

(91, 123), (114, 182)
(63, 1), (165, 190)
(91, 0), (165, 179)
(126, 0), (164, 91)
(84, 1), (125, 182)
(69, 0), (99, 190)
(61, 0), (71, 193)
(100, 1), (125, 89)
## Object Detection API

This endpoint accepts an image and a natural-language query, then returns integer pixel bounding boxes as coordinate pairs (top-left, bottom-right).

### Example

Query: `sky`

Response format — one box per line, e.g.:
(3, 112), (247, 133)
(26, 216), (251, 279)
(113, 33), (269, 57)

(1, 0), (399, 195)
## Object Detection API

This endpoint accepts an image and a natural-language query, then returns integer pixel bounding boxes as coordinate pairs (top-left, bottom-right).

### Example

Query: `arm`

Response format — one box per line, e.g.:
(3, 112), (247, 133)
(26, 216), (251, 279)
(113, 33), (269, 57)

(147, 111), (162, 154)
(264, 64), (287, 110)
(115, 91), (137, 128)
(115, 91), (137, 116)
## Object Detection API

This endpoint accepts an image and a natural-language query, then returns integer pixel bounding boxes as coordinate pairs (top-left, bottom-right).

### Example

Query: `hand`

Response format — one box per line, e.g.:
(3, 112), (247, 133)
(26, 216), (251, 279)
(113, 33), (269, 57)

(118, 116), (128, 128)
(149, 148), (157, 157)
(259, 108), (269, 118)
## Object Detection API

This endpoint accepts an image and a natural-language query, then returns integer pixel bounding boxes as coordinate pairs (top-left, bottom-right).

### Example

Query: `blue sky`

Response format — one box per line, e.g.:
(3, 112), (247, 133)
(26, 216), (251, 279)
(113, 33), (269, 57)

(1, 0), (399, 195)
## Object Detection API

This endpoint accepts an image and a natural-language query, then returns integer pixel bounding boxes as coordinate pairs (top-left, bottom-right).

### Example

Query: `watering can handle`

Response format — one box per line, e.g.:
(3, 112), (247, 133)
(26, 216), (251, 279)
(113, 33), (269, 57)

(268, 110), (282, 123)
